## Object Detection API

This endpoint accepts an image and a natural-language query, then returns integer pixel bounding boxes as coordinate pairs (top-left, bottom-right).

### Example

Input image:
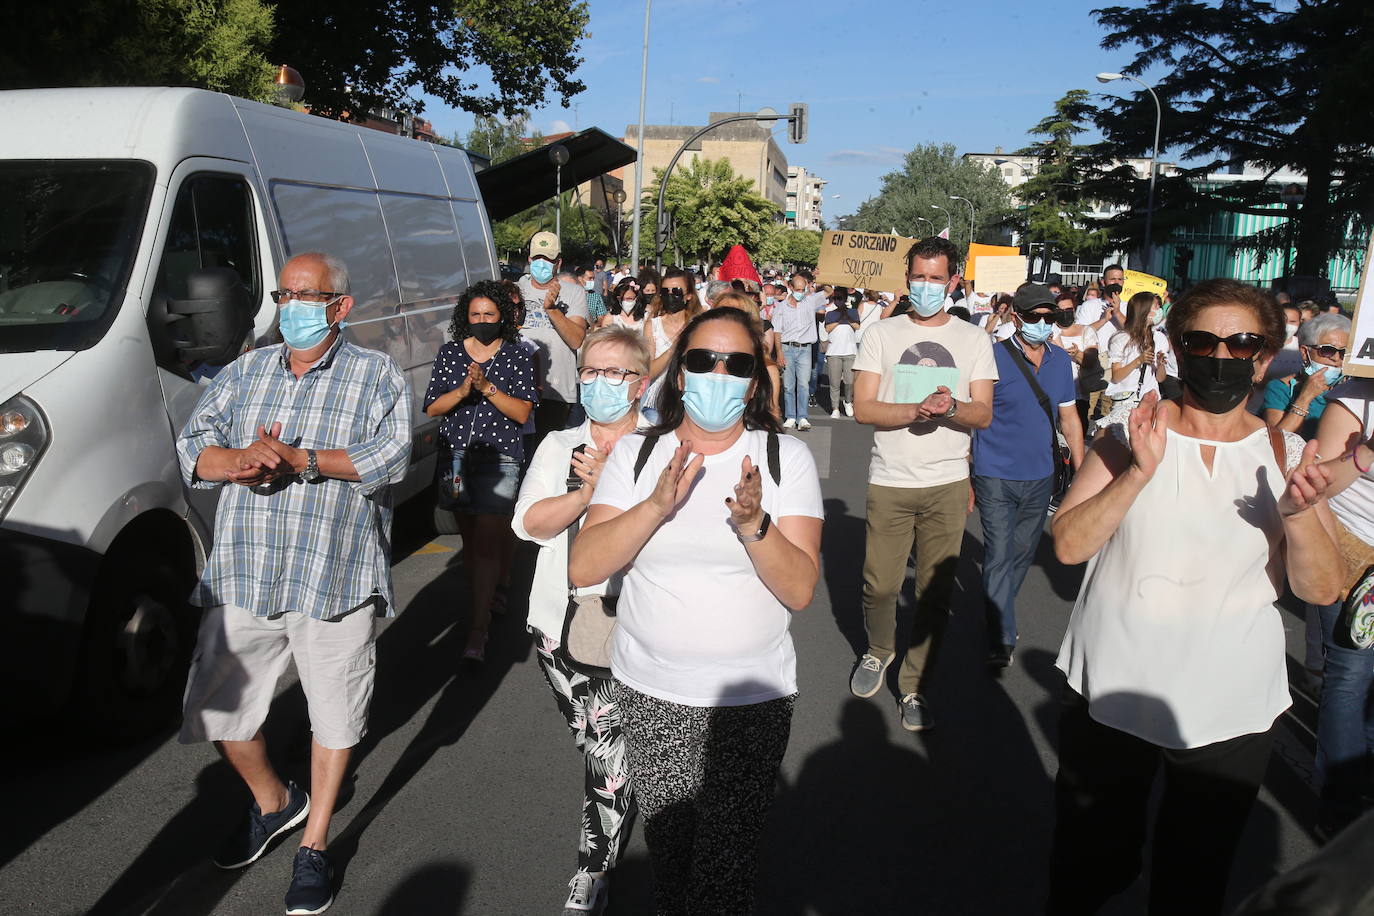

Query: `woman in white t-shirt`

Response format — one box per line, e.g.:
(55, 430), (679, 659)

(570, 308), (823, 915)
(1047, 280), (1343, 914)
(597, 277), (646, 331)
(1104, 292), (1168, 408)
(824, 297), (861, 417)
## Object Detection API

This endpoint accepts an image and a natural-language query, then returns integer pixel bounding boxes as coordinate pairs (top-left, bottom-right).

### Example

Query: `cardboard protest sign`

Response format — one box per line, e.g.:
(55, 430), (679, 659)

(816, 230), (917, 292)
(973, 255), (1029, 296)
(1121, 270), (1168, 304)
(1341, 231), (1374, 378)
(966, 244), (1021, 283)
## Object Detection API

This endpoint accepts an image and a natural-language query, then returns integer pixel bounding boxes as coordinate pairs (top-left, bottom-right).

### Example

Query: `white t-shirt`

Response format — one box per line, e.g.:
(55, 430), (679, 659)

(856, 302), (884, 342)
(1105, 331), (1163, 400)
(824, 309), (859, 358)
(1330, 381), (1374, 547)
(1056, 423), (1302, 749)
(992, 322), (1016, 341)
(1075, 297), (1107, 327)
(853, 314), (999, 488)
(591, 429), (823, 707)
(1052, 325), (1100, 382)
(518, 276), (590, 403)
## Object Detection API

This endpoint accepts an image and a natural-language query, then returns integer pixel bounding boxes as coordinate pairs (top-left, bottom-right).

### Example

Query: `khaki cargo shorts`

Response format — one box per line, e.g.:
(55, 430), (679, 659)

(179, 601), (377, 750)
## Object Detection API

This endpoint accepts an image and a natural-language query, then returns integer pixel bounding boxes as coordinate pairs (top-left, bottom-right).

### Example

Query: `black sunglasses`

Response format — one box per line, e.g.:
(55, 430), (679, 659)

(1016, 310), (1054, 325)
(1307, 344), (1347, 361)
(682, 348), (757, 378)
(1179, 330), (1268, 360)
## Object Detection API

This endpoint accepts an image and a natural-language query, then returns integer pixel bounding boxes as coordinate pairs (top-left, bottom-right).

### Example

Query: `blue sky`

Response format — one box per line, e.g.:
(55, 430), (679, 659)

(418, 0), (1148, 222)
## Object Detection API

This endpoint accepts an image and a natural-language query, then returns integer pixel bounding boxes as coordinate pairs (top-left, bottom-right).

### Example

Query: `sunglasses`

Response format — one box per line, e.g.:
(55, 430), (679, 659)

(1016, 310), (1054, 325)
(682, 348), (756, 378)
(1178, 330), (1268, 360)
(1307, 344), (1347, 361)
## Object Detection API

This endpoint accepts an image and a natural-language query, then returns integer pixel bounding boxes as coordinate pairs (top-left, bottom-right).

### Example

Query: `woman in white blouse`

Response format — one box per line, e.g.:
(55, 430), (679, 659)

(1047, 279), (1343, 915)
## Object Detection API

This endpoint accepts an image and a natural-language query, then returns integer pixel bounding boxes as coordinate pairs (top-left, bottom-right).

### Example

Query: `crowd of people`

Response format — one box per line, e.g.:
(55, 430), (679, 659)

(171, 232), (1373, 915)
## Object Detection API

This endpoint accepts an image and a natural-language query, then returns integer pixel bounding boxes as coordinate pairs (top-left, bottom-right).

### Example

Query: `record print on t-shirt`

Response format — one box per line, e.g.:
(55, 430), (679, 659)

(893, 340), (961, 407)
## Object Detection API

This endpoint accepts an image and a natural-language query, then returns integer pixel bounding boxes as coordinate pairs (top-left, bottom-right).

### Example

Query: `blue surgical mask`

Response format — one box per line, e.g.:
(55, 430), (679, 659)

(765, 296), (776, 306)
(907, 280), (946, 318)
(791, 290), (806, 301)
(279, 299), (340, 350)
(1019, 316), (1055, 345)
(1303, 361), (1344, 386)
(579, 377), (634, 424)
(529, 259), (555, 284)
(682, 370), (750, 432)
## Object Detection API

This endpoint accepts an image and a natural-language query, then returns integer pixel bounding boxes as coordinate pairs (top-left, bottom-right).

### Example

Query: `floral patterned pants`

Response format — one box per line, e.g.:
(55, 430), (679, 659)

(534, 631), (635, 872)
(615, 682), (796, 916)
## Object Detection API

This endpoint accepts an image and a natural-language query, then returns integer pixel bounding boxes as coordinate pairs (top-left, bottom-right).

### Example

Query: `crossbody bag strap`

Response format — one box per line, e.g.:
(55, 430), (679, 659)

(1000, 338), (1058, 449)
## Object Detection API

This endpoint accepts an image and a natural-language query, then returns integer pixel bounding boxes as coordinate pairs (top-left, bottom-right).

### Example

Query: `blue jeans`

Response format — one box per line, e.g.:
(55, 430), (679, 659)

(1315, 600), (1374, 814)
(974, 474), (1053, 648)
(781, 343), (812, 422)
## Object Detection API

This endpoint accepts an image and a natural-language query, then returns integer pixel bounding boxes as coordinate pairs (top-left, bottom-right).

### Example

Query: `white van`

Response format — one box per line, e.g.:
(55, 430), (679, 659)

(0, 87), (498, 732)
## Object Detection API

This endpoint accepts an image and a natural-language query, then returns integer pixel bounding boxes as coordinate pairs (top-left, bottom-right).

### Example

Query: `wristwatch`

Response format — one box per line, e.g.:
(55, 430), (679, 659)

(303, 448), (322, 482)
(736, 512), (771, 543)
(942, 399), (959, 419)
(483, 383), (498, 398)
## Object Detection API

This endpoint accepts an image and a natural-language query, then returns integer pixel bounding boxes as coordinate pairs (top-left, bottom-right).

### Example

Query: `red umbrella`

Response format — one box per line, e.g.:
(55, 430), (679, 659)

(718, 244), (761, 286)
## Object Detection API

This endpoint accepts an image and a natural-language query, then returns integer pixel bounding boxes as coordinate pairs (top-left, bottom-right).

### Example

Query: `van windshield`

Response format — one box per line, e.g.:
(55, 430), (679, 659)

(0, 161), (154, 353)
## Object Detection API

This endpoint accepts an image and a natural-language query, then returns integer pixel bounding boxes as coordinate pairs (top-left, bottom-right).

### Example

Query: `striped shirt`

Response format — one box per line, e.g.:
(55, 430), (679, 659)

(176, 337), (412, 620)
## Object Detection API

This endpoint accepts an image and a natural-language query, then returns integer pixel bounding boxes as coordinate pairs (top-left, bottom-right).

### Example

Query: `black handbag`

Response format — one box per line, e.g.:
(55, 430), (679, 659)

(1000, 339), (1073, 505)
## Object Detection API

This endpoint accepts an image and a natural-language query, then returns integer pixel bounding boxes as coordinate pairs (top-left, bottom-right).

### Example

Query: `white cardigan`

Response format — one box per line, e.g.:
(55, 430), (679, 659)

(512, 419), (628, 637)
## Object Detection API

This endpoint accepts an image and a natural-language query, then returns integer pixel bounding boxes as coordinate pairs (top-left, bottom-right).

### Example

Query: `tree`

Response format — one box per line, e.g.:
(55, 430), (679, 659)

(1018, 90), (1110, 265)
(1089, 0), (1374, 275)
(267, 0), (590, 121)
(759, 228), (823, 268)
(639, 157), (779, 267)
(460, 112), (541, 164)
(848, 144), (1015, 249)
(3, 0), (276, 101)
(492, 192), (607, 265)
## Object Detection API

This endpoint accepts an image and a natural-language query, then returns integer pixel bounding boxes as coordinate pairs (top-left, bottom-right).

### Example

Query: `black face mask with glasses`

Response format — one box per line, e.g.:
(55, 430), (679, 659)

(1177, 330), (1266, 414)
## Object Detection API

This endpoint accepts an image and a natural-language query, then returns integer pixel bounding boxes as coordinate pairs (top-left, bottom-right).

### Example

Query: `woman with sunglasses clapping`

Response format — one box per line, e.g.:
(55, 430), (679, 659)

(1046, 279), (1344, 915)
(569, 308), (823, 915)
(1262, 312), (1350, 440)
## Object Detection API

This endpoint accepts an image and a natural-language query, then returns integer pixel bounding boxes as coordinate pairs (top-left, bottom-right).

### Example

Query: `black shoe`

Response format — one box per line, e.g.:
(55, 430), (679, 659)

(285, 847), (334, 915)
(214, 782), (311, 869)
(808, 395), (818, 408)
(987, 645), (1015, 669)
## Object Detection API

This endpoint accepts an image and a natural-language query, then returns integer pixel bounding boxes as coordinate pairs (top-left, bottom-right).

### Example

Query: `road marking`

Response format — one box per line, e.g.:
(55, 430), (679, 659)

(413, 541), (453, 555)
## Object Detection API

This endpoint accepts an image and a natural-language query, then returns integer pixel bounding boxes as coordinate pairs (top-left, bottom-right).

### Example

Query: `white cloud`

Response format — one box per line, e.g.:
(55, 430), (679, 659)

(546, 119), (573, 134)
(697, 76), (720, 84)
(826, 146), (906, 165)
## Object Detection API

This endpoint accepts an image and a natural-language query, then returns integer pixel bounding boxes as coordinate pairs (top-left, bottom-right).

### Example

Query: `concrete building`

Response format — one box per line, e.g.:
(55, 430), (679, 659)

(786, 167), (827, 230)
(615, 112), (789, 215)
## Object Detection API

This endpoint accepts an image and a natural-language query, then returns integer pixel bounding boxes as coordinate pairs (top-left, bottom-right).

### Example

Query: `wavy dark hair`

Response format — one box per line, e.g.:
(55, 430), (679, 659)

(1167, 278), (1285, 360)
(610, 277), (647, 322)
(448, 279), (520, 344)
(1122, 291), (1161, 354)
(648, 308), (782, 436)
(648, 266), (705, 320)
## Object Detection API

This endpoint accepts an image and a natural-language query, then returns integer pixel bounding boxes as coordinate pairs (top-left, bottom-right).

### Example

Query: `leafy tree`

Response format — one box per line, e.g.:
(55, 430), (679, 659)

(3, 0), (276, 101)
(760, 228), (823, 268)
(268, 0), (590, 121)
(849, 144), (1015, 250)
(492, 191), (607, 265)
(460, 112), (541, 164)
(1089, 0), (1374, 275)
(640, 158), (779, 268)
(1018, 90), (1110, 264)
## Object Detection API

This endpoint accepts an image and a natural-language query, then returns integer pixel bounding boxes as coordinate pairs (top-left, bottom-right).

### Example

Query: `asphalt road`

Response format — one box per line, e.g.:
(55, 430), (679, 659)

(1, 409), (1325, 915)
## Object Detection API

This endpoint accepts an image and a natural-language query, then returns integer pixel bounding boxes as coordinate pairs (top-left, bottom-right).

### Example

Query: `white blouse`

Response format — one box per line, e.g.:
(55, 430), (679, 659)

(1056, 424), (1303, 749)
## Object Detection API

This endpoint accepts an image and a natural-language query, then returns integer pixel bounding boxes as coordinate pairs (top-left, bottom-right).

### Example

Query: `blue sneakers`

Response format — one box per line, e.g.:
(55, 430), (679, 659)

(213, 782), (311, 869)
(285, 847), (334, 915)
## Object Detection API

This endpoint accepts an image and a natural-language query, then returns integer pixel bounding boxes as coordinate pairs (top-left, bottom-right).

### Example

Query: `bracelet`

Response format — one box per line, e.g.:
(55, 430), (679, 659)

(1288, 404), (1308, 417)
(1353, 446), (1371, 475)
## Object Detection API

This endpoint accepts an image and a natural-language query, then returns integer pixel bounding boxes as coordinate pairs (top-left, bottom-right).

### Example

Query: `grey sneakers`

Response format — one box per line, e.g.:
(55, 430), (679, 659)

(900, 693), (934, 731)
(849, 652), (893, 698)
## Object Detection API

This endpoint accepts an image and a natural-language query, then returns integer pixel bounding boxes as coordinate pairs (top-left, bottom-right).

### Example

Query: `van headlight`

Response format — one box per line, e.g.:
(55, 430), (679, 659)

(0, 395), (49, 519)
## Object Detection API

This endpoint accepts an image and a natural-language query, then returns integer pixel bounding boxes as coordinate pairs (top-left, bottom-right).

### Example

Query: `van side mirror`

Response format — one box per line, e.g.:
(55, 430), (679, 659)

(149, 267), (253, 368)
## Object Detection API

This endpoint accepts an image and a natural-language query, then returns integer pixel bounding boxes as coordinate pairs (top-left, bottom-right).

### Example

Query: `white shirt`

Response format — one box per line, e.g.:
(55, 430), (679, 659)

(590, 429), (824, 706)
(517, 276), (590, 403)
(1105, 331), (1164, 400)
(1330, 381), (1374, 547)
(824, 309), (859, 358)
(1052, 325), (1100, 382)
(1056, 424), (1302, 748)
(1075, 297), (1107, 327)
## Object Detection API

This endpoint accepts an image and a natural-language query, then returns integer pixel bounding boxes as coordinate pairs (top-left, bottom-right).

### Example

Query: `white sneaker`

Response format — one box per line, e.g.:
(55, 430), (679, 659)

(830, 409), (841, 419)
(563, 870), (609, 914)
(797, 418), (812, 431)
(843, 402), (854, 417)
(782, 418), (797, 429)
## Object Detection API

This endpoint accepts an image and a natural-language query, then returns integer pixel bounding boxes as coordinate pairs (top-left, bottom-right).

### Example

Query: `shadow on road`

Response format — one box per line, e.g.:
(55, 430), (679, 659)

(374, 859), (470, 915)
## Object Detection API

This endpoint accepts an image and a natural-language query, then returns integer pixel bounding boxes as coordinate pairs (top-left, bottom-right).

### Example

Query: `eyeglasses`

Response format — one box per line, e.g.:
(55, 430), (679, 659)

(1307, 344), (1347, 361)
(271, 289), (341, 304)
(1179, 330), (1267, 360)
(577, 366), (642, 386)
(682, 348), (757, 378)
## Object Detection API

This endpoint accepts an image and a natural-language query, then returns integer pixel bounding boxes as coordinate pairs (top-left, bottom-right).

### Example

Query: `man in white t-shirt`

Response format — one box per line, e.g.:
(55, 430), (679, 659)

(518, 231), (590, 439)
(851, 237), (998, 731)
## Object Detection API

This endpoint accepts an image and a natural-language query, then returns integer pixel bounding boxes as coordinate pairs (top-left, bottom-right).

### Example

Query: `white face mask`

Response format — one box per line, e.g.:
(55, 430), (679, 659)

(1285, 322), (1299, 340)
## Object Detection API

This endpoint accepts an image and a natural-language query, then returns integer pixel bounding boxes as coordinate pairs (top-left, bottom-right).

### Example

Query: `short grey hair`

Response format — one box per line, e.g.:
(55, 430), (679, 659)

(289, 251), (351, 295)
(1298, 312), (1350, 347)
(580, 325), (652, 375)
(704, 280), (732, 304)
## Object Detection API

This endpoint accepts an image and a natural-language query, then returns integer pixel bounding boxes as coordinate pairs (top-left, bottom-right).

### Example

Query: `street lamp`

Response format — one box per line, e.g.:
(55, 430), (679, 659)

(930, 204), (951, 237)
(549, 143), (570, 239)
(1098, 71), (1162, 273)
(914, 216), (935, 237)
(629, 0), (653, 272)
(1280, 182), (1306, 286)
(950, 195), (975, 250)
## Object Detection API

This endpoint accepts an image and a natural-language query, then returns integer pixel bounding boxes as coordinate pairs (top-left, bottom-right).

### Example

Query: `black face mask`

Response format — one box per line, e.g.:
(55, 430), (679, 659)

(662, 289), (687, 313)
(469, 322), (503, 344)
(1179, 353), (1255, 414)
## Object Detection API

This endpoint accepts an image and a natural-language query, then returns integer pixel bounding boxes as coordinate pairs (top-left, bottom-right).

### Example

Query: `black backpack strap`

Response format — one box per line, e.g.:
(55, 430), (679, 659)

(632, 434), (661, 483)
(999, 338), (1059, 453)
(766, 430), (782, 485)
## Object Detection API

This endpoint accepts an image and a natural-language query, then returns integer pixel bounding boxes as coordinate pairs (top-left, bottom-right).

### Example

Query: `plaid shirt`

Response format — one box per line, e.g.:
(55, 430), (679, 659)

(176, 337), (412, 620)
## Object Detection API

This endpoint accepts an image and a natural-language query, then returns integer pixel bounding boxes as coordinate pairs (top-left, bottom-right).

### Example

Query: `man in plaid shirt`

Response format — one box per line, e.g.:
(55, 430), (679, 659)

(176, 252), (410, 916)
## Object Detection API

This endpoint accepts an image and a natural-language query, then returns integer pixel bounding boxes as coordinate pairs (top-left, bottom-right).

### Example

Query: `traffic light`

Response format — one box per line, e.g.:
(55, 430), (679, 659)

(788, 103), (808, 144)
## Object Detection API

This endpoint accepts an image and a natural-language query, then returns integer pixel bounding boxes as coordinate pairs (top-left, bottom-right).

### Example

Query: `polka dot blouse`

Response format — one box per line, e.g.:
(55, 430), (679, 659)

(423, 340), (538, 461)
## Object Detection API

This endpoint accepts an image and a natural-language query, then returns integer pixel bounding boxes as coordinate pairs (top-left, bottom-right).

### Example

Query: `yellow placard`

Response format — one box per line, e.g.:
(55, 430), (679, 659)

(1342, 231), (1374, 378)
(1121, 269), (1169, 304)
(972, 255), (1030, 296)
(966, 243), (1021, 283)
(815, 230), (918, 292)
